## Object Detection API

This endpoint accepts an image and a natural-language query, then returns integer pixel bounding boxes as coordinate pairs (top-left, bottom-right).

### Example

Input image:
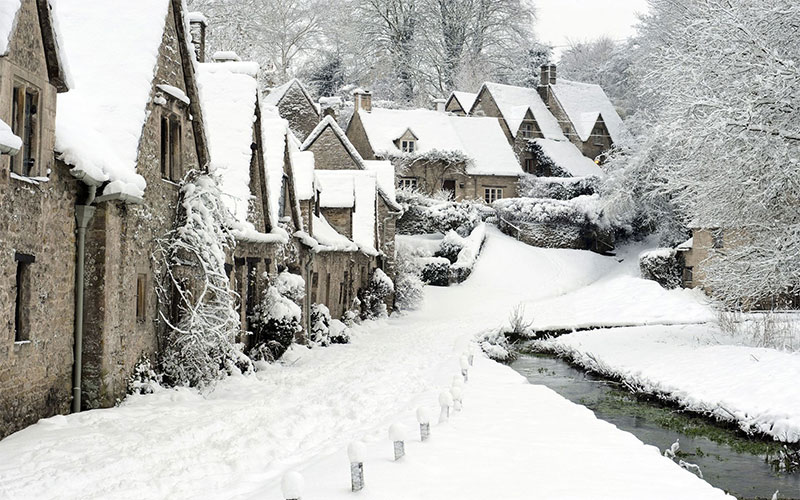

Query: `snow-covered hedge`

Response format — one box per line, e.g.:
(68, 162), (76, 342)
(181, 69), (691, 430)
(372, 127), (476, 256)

(419, 257), (450, 286)
(433, 223), (487, 283)
(518, 174), (600, 200)
(362, 268), (394, 319)
(639, 248), (682, 290)
(396, 189), (493, 237)
(249, 285), (302, 361)
(309, 303), (331, 347)
(329, 318), (352, 344)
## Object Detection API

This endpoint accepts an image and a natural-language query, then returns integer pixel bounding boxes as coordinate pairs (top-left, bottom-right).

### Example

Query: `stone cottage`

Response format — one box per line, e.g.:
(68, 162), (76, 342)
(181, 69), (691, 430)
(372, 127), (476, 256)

(52, 0), (211, 410)
(0, 0), (73, 439)
(346, 91), (522, 203)
(302, 116), (402, 311)
(262, 78), (321, 142)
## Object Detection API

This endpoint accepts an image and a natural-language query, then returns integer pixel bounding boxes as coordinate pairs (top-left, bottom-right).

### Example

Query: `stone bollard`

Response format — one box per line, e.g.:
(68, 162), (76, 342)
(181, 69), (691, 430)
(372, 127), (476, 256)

(468, 349), (474, 366)
(347, 441), (366, 492)
(389, 423), (407, 461)
(460, 356), (470, 382)
(281, 471), (304, 500)
(416, 407), (431, 442)
(439, 391), (453, 423)
(451, 385), (463, 412)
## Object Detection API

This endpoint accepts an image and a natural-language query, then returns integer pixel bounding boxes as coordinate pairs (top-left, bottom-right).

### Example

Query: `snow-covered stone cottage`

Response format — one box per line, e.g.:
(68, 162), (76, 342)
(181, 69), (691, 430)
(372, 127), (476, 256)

(0, 0), (73, 438)
(52, 0), (211, 410)
(346, 92), (522, 203)
(262, 78), (321, 142)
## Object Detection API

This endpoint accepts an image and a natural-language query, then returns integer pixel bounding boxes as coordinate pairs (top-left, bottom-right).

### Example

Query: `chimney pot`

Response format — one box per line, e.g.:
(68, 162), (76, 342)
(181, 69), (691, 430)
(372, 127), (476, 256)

(433, 98), (446, 112)
(211, 51), (242, 63)
(188, 12), (208, 62)
(353, 88), (372, 113)
(540, 65), (550, 87)
(549, 64), (557, 85)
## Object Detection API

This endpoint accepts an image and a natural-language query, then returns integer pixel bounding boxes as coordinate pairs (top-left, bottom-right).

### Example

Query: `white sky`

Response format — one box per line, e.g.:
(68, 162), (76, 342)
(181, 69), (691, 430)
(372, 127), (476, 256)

(534, 0), (650, 58)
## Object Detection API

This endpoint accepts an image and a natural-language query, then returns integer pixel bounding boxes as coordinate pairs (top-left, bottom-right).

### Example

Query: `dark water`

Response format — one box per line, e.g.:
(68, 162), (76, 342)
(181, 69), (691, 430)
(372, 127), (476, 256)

(511, 352), (800, 500)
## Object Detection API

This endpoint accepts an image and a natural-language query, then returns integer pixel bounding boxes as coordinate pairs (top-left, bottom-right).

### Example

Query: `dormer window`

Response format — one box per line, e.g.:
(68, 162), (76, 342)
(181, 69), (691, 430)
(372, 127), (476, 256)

(521, 123), (534, 139)
(401, 139), (416, 153)
(11, 81), (40, 177)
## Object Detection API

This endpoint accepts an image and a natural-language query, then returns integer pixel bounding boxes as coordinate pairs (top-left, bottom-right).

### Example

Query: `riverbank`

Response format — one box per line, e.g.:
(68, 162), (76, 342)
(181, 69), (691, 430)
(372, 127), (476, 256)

(534, 324), (800, 444)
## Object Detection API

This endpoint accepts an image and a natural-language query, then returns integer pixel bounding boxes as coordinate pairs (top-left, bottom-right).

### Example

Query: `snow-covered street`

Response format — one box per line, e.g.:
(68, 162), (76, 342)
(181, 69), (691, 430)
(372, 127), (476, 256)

(0, 228), (730, 499)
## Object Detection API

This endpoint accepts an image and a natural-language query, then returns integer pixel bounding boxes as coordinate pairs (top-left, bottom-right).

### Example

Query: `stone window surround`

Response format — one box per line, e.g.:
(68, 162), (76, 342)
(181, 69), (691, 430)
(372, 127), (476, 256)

(520, 122), (534, 139)
(14, 252), (35, 343)
(484, 187), (503, 204)
(10, 76), (42, 178)
(398, 177), (417, 189)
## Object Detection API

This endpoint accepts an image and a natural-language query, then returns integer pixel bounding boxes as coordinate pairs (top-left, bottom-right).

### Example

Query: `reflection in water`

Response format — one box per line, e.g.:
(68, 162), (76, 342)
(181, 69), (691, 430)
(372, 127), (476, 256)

(511, 352), (800, 500)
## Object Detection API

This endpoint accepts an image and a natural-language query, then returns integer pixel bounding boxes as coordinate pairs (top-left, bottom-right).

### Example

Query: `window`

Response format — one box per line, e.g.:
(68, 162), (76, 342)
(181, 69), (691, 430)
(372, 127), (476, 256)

(524, 158), (535, 174)
(683, 266), (693, 286)
(398, 177), (418, 190)
(325, 272), (331, 305)
(14, 253), (34, 342)
(311, 272), (319, 303)
(136, 273), (147, 322)
(712, 229), (724, 249)
(160, 114), (182, 181)
(593, 126), (605, 146)
(400, 140), (416, 153)
(11, 83), (40, 177)
(521, 123), (534, 139)
(245, 260), (258, 323)
(484, 187), (503, 204)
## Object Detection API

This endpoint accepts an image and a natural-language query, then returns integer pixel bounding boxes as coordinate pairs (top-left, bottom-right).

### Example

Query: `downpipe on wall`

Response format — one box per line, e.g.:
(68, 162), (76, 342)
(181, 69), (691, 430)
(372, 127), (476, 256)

(72, 184), (97, 413)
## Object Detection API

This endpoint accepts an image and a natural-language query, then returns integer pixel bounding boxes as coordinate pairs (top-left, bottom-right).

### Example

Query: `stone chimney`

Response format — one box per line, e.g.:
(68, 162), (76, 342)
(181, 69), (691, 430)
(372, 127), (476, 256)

(433, 98), (446, 112)
(549, 64), (557, 85)
(319, 96), (342, 120)
(353, 89), (372, 113)
(188, 12), (208, 63)
(539, 65), (550, 87)
(211, 51), (241, 63)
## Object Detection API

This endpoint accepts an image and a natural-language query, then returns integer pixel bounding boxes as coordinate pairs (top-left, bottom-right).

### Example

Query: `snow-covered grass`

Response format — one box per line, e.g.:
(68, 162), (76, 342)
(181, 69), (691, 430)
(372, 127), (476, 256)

(0, 227), (730, 499)
(536, 323), (800, 443)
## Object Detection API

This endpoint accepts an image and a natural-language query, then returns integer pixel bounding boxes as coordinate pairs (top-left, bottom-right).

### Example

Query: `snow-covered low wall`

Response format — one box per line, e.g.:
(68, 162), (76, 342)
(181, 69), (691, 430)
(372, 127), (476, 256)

(535, 324), (800, 443)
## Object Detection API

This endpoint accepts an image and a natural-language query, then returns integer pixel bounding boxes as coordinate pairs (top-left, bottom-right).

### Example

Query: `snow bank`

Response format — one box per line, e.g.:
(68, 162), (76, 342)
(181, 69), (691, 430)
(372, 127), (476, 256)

(53, 0), (170, 198)
(538, 324), (800, 443)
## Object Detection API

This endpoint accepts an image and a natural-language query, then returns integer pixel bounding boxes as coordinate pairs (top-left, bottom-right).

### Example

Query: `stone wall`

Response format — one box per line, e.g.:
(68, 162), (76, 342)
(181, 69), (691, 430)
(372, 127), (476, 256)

(470, 88), (514, 143)
(308, 251), (374, 320)
(321, 207), (353, 239)
(277, 84), (320, 142)
(0, 0), (77, 439)
(345, 110), (376, 160)
(305, 125), (360, 170)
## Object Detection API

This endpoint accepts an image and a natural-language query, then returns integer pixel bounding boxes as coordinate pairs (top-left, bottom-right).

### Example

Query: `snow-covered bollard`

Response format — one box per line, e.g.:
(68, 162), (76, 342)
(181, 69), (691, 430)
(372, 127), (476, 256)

(347, 441), (366, 492)
(439, 391), (453, 423)
(416, 407), (431, 442)
(460, 356), (470, 382)
(451, 385), (463, 412)
(281, 471), (304, 500)
(468, 348), (474, 366)
(452, 374), (464, 388)
(389, 423), (407, 461)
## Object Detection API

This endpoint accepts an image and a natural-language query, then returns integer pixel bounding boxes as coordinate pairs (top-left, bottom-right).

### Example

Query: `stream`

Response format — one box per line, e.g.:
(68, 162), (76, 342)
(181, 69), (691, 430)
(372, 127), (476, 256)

(511, 351), (800, 500)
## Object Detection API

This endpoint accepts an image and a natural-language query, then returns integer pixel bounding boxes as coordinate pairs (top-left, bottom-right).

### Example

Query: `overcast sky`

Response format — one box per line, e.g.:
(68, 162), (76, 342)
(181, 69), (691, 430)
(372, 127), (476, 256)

(534, 0), (650, 58)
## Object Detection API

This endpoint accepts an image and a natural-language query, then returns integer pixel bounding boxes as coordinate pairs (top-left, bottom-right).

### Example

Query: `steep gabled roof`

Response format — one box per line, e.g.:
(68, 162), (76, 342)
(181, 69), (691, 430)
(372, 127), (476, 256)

(1, 0), (70, 92)
(533, 139), (605, 178)
(475, 82), (565, 141)
(550, 79), (625, 144)
(357, 108), (522, 177)
(263, 78), (320, 115)
(448, 91), (477, 113)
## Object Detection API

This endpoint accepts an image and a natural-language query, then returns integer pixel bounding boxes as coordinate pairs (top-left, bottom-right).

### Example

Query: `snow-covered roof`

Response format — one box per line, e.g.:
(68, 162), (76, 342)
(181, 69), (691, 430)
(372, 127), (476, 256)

(363, 160), (396, 204)
(357, 108), (521, 176)
(260, 105), (290, 225)
(311, 214), (358, 252)
(479, 82), (565, 141)
(450, 91), (476, 112)
(211, 50), (240, 62)
(53, 0), (173, 198)
(291, 150), (315, 200)
(315, 170), (355, 208)
(197, 62), (258, 227)
(263, 78), (320, 114)
(534, 139), (605, 178)
(550, 79), (625, 144)
(0, 118), (22, 155)
(676, 237), (693, 252)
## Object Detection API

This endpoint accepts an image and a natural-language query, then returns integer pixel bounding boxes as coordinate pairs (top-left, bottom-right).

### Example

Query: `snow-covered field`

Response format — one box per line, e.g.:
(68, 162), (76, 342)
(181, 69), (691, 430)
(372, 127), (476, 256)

(0, 228), (732, 499)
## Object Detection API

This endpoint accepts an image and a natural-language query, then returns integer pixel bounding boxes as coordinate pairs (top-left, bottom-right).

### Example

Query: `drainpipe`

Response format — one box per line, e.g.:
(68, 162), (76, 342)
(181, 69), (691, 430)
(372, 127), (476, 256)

(302, 252), (313, 344)
(72, 185), (97, 413)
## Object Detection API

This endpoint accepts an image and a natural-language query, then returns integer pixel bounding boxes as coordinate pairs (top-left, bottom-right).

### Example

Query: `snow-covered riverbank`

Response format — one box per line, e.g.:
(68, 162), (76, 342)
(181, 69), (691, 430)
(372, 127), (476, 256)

(0, 228), (731, 498)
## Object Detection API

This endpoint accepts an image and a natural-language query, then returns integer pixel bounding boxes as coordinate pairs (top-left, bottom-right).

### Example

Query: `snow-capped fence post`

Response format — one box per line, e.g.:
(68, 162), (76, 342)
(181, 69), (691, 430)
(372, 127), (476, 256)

(281, 471), (304, 500)
(439, 391), (453, 423)
(451, 386), (463, 412)
(468, 348), (474, 366)
(347, 441), (366, 492)
(416, 407), (431, 442)
(460, 356), (470, 382)
(389, 423), (407, 461)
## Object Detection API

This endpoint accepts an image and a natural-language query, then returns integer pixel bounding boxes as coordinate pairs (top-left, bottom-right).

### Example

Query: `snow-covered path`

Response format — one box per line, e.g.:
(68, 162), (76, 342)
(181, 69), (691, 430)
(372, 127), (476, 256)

(0, 227), (727, 499)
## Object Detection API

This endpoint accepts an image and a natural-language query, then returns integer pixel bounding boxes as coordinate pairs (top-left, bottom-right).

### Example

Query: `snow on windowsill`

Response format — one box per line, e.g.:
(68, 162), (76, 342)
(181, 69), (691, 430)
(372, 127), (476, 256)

(13, 340), (31, 345)
(10, 172), (50, 185)
(156, 84), (190, 105)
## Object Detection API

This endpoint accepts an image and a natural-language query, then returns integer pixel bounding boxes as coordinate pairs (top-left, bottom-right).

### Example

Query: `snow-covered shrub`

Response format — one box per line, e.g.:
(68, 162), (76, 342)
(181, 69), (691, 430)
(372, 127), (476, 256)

(275, 270), (305, 304)
(476, 328), (516, 363)
(518, 174), (600, 200)
(449, 223), (486, 283)
(639, 248), (682, 289)
(342, 296), (361, 327)
(506, 304), (534, 343)
(419, 257), (450, 286)
(309, 303), (331, 347)
(249, 285), (302, 361)
(329, 318), (352, 344)
(396, 189), (493, 236)
(394, 252), (425, 311)
(127, 355), (161, 395)
(154, 173), (251, 388)
(362, 268), (395, 319)
(435, 230), (464, 263)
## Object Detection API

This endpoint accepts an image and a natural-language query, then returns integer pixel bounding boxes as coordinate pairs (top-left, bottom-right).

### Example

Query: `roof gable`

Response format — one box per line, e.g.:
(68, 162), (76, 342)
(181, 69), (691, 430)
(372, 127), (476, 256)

(448, 91), (477, 114)
(263, 78), (320, 115)
(480, 82), (565, 141)
(549, 79), (625, 144)
(302, 115), (365, 169)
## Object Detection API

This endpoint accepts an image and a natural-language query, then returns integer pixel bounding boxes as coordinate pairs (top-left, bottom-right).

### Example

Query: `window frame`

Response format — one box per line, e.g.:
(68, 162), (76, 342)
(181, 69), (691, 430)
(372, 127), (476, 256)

(484, 187), (503, 204)
(14, 253), (35, 342)
(160, 112), (183, 182)
(398, 177), (418, 190)
(521, 122), (534, 139)
(10, 80), (41, 178)
(136, 273), (148, 323)
(400, 139), (416, 153)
